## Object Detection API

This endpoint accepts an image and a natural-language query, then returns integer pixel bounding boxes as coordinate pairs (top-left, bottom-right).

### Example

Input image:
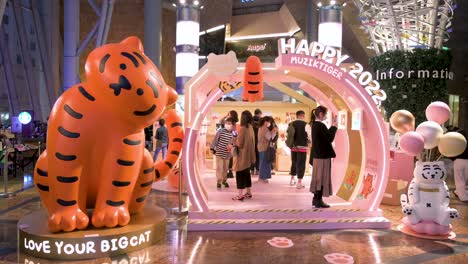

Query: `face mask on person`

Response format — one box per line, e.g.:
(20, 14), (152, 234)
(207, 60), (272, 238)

(225, 124), (233, 131)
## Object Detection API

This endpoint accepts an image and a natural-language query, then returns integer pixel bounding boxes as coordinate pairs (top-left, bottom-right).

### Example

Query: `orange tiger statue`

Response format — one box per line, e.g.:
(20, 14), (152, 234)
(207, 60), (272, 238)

(242, 55), (264, 102)
(33, 37), (184, 232)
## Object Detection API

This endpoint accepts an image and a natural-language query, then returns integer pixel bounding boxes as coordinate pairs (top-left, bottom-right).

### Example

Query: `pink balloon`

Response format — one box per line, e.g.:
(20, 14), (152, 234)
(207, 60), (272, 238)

(399, 131), (425, 156)
(426, 101), (451, 125)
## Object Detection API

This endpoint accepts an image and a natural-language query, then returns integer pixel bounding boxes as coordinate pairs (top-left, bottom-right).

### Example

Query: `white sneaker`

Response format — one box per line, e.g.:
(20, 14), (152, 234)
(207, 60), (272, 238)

(290, 178), (296, 186)
(296, 183), (305, 189)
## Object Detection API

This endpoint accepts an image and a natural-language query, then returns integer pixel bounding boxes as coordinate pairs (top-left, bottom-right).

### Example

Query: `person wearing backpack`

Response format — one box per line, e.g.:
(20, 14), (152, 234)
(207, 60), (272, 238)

(286, 111), (309, 189)
(210, 118), (234, 190)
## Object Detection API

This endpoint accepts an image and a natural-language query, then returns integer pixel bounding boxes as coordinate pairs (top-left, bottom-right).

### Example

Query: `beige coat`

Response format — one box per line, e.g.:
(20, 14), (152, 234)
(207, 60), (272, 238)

(234, 125), (256, 172)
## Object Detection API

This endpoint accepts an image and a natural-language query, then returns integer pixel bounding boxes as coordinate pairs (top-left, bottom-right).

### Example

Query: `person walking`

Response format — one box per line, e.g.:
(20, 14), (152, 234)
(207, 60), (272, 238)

(211, 118), (234, 190)
(251, 109), (262, 175)
(257, 116), (277, 183)
(232, 111), (256, 201)
(221, 110), (239, 179)
(153, 119), (168, 161)
(309, 106), (338, 208)
(288, 111), (309, 189)
(453, 130), (468, 202)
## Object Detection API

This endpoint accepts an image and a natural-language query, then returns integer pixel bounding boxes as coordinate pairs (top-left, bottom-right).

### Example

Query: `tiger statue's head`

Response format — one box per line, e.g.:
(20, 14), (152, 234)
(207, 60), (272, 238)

(413, 161), (447, 185)
(84, 36), (177, 129)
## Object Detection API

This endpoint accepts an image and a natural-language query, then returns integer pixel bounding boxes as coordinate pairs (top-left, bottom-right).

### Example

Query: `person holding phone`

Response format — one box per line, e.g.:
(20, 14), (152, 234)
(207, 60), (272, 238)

(309, 106), (338, 208)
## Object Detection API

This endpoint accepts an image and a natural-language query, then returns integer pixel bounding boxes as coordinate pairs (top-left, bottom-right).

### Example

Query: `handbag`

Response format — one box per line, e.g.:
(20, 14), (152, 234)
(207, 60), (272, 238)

(267, 140), (276, 162)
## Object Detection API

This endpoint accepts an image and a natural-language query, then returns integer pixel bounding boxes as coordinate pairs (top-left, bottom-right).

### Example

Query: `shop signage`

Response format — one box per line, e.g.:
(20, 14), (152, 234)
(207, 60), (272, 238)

(375, 69), (454, 80)
(278, 38), (387, 109)
(247, 43), (267, 52)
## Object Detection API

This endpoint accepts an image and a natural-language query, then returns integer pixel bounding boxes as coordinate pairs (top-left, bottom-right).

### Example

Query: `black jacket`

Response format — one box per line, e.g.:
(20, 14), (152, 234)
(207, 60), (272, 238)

(310, 121), (337, 160)
(291, 120), (308, 147)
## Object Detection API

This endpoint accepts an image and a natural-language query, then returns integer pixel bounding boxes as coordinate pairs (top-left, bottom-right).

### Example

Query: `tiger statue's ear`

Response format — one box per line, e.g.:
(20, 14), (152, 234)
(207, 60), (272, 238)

(167, 85), (178, 106)
(121, 36), (144, 53)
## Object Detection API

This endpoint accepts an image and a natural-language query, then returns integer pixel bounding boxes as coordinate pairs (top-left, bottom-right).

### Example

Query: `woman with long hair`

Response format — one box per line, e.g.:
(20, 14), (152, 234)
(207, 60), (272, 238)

(309, 106), (337, 208)
(221, 110), (239, 179)
(257, 116), (277, 183)
(232, 110), (256, 201)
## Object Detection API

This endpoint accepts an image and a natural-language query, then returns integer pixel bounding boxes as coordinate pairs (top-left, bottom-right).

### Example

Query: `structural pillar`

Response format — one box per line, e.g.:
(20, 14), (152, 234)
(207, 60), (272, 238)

(63, 0), (80, 91)
(144, 0), (162, 68)
(175, 0), (201, 95)
(306, 0), (319, 42)
(318, 5), (342, 48)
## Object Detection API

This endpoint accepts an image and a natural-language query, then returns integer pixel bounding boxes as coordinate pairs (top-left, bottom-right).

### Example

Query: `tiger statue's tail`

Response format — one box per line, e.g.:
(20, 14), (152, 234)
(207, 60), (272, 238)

(154, 109), (184, 182)
(400, 194), (409, 207)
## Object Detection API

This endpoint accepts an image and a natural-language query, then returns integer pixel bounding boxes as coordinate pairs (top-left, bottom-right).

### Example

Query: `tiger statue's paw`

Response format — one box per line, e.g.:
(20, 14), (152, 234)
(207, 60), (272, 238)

(48, 207), (89, 232)
(92, 206), (130, 228)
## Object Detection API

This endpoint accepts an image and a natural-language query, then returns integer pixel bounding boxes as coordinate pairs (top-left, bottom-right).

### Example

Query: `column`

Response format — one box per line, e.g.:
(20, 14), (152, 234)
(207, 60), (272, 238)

(63, 0), (79, 91)
(144, 0), (162, 67)
(306, 0), (319, 42)
(318, 4), (342, 48)
(175, 0), (201, 95)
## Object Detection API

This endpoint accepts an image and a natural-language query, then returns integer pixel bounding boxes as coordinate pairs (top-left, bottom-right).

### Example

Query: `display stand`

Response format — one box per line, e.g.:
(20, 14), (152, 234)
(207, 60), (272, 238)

(18, 206), (166, 261)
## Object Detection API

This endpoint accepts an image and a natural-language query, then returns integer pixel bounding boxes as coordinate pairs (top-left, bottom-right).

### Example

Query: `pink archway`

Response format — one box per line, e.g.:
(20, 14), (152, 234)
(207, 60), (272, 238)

(182, 52), (390, 230)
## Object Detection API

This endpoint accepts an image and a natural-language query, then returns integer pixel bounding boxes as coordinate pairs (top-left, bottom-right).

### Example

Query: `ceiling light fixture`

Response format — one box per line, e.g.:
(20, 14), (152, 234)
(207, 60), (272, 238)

(194, 0), (199, 5)
(317, 2), (322, 7)
(330, 0), (336, 5)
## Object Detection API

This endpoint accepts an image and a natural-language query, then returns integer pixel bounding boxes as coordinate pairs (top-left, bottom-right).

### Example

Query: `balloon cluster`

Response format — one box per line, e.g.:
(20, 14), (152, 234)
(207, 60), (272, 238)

(390, 102), (467, 160)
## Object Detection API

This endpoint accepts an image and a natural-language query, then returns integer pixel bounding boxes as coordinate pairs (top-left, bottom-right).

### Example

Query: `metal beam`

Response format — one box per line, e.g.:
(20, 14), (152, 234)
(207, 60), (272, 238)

(77, 22), (99, 56)
(95, 0), (108, 47)
(100, 0), (114, 45)
(385, 0), (402, 50)
(428, 0), (439, 48)
(0, 0), (7, 20)
(31, 0), (55, 108)
(0, 27), (20, 115)
(12, 0), (43, 119)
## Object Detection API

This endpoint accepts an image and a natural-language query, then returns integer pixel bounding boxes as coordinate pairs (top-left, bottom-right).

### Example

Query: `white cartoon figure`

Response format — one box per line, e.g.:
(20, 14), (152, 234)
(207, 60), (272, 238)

(400, 161), (459, 226)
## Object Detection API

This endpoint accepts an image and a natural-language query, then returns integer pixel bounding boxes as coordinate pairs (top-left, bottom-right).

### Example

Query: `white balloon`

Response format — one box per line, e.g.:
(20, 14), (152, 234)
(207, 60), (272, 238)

(416, 121), (443, 149)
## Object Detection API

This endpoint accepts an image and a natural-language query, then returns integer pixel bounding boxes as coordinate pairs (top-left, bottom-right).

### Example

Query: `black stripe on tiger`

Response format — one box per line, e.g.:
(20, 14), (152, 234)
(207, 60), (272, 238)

(57, 199), (77, 206)
(155, 169), (161, 179)
(140, 180), (153, 188)
(143, 167), (154, 174)
(149, 71), (164, 93)
(36, 184), (49, 192)
(165, 161), (173, 169)
(57, 176), (79, 183)
(145, 79), (159, 98)
(248, 72), (260, 75)
(112, 181), (131, 187)
(64, 104), (83, 119)
(132, 52), (147, 64)
(121, 52), (139, 67)
(248, 81), (260, 85)
(36, 168), (48, 177)
(171, 122), (183, 128)
(173, 138), (183, 143)
(123, 138), (141, 146)
(171, 150), (180, 156)
(106, 200), (125, 207)
(78, 86), (96, 101)
(117, 159), (135, 166)
(99, 54), (111, 73)
(248, 91), (259, 94)
(136, 196), (147, 203)
(55, 152), (77, 161)
(58, 126), (80, 138)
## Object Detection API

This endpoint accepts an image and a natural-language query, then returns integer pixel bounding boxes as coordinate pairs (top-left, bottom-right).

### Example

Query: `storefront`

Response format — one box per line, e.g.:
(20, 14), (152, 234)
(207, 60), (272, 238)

(182, 38), (391, 230)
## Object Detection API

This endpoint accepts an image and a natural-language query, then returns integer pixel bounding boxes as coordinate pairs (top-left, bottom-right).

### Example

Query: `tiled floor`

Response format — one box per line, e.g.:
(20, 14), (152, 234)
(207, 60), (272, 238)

(0, 168), (467, 263)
